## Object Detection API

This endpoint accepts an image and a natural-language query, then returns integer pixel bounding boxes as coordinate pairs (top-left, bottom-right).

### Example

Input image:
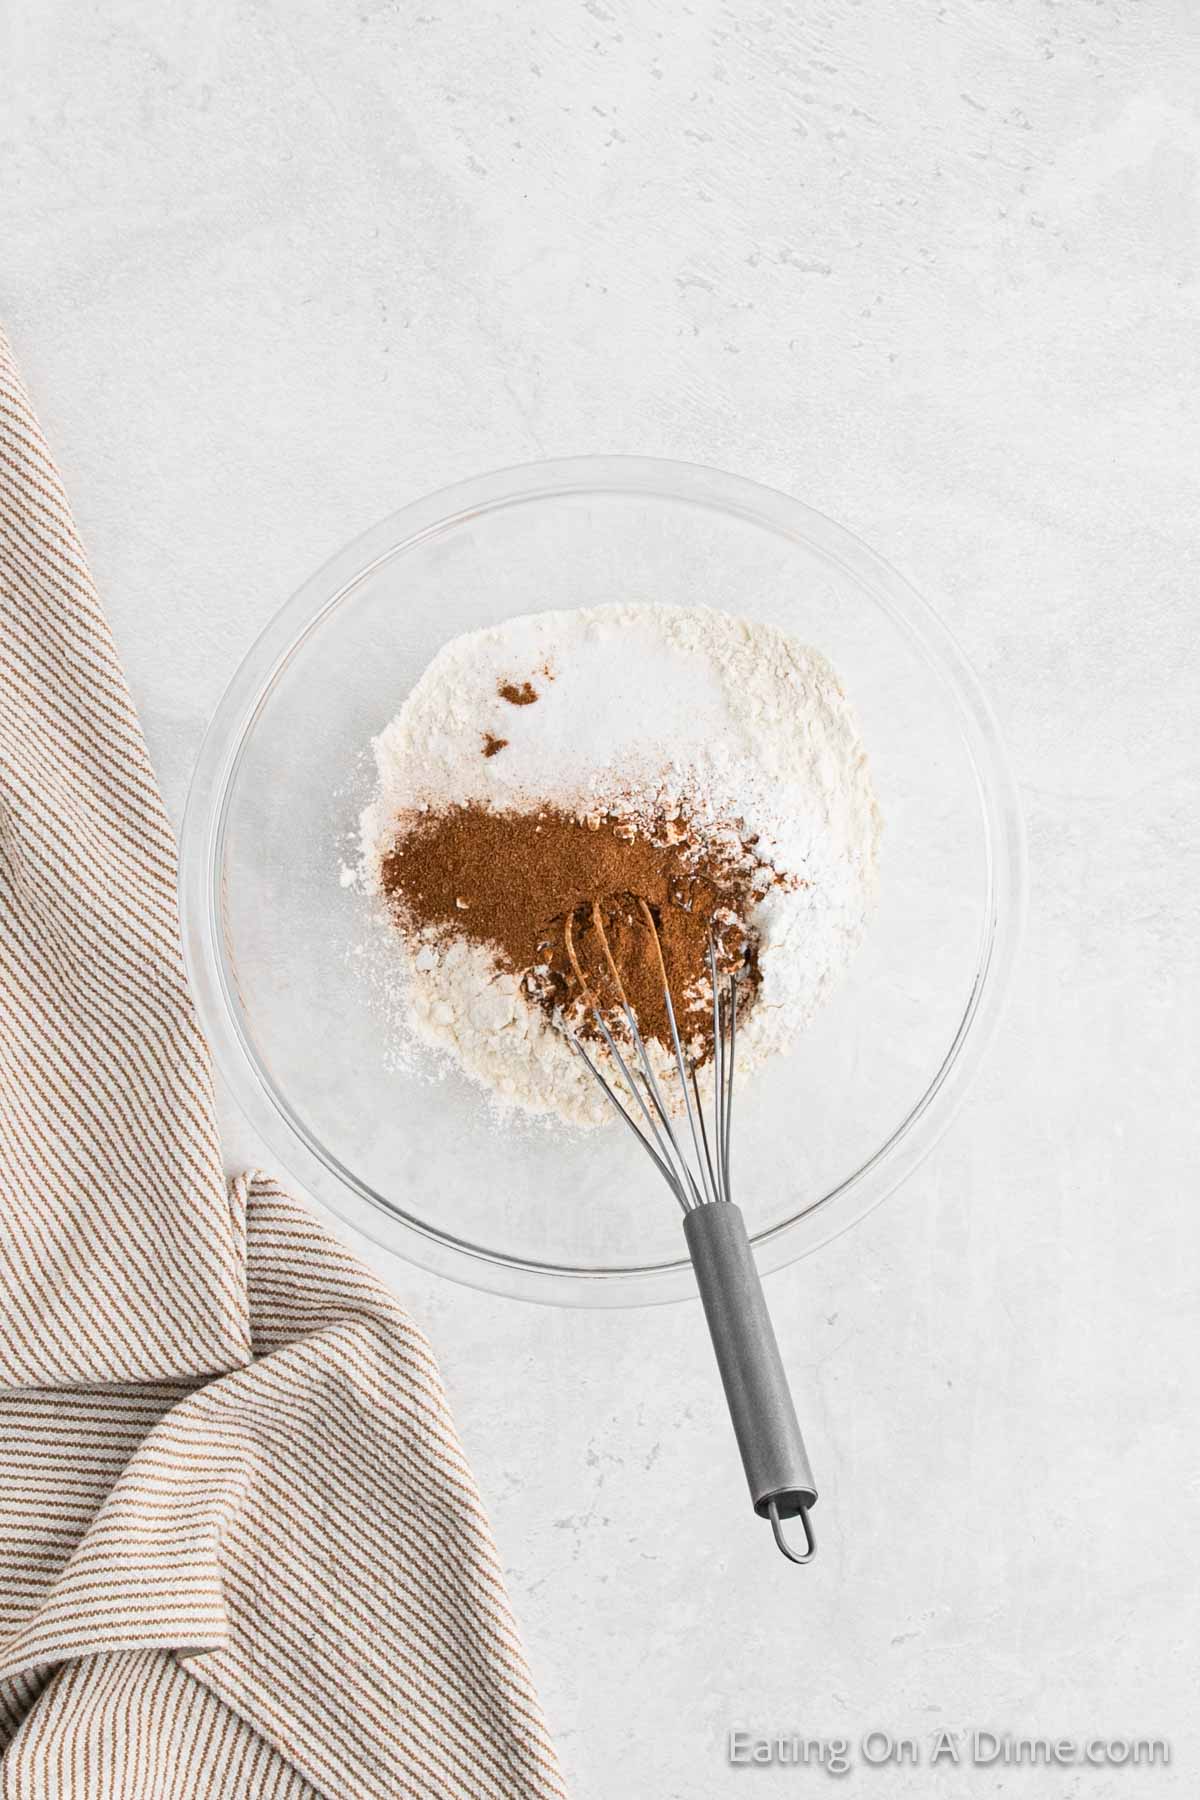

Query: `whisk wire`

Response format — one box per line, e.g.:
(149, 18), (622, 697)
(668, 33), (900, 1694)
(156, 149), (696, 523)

(637, 899), (718, 1207)
(562, 899), (708, 1209)
(592, 1009), (696, 1210)
(690, 1067), (720, 1206)
(617, 999), (706, 1210)
(566, 1029), (685, 1204)
(708, 939), (727, 1205)
(559, 898), (741, 1213)
(722, 973), (738, 1202)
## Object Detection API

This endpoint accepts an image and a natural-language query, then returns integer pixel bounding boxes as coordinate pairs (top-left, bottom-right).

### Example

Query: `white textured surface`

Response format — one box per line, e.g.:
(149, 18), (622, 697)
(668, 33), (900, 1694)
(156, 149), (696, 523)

(4, 4), (1197, 1794)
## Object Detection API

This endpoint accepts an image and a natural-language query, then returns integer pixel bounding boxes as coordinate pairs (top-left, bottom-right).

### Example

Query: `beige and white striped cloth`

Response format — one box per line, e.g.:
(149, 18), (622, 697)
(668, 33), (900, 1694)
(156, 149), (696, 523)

(0, 327), (565, 1799)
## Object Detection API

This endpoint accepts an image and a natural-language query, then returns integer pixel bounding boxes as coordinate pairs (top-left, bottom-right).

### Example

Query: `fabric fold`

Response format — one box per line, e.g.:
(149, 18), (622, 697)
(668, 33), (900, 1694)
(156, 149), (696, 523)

(0, 328), (564, 1798)
(0, 331), (251, 1386)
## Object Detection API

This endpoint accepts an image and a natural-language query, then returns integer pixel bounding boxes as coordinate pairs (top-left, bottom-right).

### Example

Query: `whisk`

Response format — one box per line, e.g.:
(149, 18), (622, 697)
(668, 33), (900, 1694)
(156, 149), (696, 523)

(560, 898), (818, 1565)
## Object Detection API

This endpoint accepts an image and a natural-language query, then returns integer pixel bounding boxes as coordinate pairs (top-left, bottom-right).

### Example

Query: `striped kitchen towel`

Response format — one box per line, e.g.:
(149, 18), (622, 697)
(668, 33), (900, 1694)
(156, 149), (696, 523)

(0, 327), (565, 1800)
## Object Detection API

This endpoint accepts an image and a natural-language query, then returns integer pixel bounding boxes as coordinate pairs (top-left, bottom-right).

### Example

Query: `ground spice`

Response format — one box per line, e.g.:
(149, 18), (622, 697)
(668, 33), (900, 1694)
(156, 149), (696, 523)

(498, 680), (538, 706)
(482, 733), (508, 758)
(380, 803), (763, 1057)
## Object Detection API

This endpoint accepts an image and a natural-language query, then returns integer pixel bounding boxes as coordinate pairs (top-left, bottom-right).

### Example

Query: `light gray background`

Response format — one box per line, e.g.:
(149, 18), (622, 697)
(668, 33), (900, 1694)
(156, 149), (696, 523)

(4, 2), (1197, 1794)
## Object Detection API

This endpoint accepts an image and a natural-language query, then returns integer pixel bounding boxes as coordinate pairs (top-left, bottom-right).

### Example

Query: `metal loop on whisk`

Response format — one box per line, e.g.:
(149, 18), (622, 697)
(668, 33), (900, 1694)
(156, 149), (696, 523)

(768, 1497), (816, 1565)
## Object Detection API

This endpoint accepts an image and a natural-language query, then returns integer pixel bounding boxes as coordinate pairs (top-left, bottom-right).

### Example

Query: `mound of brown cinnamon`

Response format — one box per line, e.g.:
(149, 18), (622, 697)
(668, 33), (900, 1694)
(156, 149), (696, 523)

(379, 803), (765, 1058)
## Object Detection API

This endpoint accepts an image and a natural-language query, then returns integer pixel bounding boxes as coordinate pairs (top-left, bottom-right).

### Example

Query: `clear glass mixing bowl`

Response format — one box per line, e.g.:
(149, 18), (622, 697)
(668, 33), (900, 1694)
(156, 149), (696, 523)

(179, 457), (1024, 1306)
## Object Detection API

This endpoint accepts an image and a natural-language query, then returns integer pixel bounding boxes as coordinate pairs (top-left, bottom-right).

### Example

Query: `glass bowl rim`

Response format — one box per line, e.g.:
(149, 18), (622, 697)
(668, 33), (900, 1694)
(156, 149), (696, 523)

(179, 454), (1026, 1308)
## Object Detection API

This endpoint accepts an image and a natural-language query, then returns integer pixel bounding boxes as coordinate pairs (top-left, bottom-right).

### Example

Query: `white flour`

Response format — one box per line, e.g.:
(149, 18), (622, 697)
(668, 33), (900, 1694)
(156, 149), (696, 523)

(357, 603), (881, 1127)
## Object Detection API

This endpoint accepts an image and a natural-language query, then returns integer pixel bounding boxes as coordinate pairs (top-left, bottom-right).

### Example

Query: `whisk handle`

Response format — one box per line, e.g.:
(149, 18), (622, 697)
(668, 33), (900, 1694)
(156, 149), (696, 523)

(683, 1201), (817, 1561)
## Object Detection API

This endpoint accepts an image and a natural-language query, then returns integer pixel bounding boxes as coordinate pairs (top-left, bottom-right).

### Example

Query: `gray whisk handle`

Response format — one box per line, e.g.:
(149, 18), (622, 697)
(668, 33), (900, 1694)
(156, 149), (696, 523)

(683, 1201), (817, 1561)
